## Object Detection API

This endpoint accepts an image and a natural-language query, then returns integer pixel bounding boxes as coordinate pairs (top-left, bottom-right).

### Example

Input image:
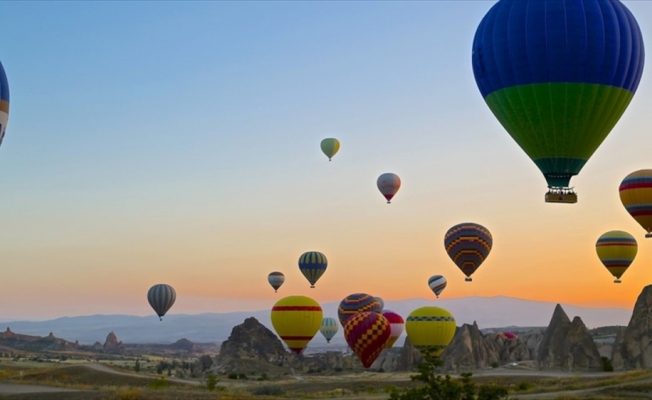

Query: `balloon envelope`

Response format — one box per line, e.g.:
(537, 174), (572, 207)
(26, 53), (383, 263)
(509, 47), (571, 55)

(377, 173), (401, 204)
(374, 297), (385, 311)
(147, 284), (176, 321)
(596, 231), (638, 282)
(405, 306), (456, 357)
(267, 271), (285, 293)
(320, 138), (340, 161)
(472, 0), (645, 191)
(0, 61), (8, 147)
(444, 223), (492, 281)
(344, 311), (391, 368)
(382, 310), (405, 349)
(320, 317), (339, 343)
(298, 251), (328, 288)
(620, 170), (652, 238)
(338, 293), (382, 328)
(427, 275), (447, 298)
(271, 296), (323, 354)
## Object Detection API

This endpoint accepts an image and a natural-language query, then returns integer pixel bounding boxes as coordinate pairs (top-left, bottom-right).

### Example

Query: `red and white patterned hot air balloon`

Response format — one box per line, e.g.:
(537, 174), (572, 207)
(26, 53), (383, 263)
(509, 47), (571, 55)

(382, 310), (404, 349)
(377, 173), (401, 204)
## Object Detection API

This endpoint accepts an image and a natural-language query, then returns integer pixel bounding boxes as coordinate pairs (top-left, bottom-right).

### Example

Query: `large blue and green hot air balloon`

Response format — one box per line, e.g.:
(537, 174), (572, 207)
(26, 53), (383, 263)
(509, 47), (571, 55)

(472, 0), (645, 203)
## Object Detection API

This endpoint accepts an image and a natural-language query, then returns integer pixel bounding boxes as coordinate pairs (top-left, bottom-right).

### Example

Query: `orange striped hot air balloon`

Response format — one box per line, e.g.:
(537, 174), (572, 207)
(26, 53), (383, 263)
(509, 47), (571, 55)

(344, 311), (391, 368)
(271, 296), (323, 354)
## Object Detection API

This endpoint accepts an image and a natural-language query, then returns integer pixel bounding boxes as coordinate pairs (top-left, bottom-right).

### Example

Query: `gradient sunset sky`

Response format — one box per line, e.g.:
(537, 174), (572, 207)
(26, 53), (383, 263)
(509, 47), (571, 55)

(0, 1), (651, 320)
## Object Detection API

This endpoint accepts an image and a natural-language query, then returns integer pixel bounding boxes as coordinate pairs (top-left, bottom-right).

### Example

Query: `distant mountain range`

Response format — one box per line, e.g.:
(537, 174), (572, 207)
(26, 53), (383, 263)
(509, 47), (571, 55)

(0, 296), (632, 346)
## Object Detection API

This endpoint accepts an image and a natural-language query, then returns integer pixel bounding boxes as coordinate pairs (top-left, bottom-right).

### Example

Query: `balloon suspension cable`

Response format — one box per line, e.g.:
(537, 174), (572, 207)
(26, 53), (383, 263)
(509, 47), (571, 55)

(465, 277), (472, 282)
(387, 200), (391, 204)
(159, 317), (162, 321)
(329, 158), (332, 161)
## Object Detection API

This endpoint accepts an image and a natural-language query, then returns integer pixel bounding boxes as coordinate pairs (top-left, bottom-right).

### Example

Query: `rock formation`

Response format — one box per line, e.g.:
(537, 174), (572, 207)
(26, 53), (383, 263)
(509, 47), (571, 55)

(103, 332), (124, 354)
(612, 285), (652, 369)
(537, 304), (602, 370)
(218, 317), (286, 361)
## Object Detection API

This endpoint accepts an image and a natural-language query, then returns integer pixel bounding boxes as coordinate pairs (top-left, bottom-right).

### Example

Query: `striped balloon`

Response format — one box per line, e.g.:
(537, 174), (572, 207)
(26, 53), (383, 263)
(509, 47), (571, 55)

(267, 271), (285, 293)
(344, 312), (391, 369)
(405, 306), (456, 357)
(0, 61), (9, 148)
(338, 293), (383, 328)
(298, 251), (328, 288)
(427, 275), (447, 298)
(382, 310), (404, 349)
(271, 296), (323, 354)
(620, 170), (652, 238)
(444, 223), (492, 282)
(596, 231), (638, 283)
(377, 173), (401, 204)
(319, 317), (339, 343)
(374, 297), (385, 311)
(147, 284), (176, 321)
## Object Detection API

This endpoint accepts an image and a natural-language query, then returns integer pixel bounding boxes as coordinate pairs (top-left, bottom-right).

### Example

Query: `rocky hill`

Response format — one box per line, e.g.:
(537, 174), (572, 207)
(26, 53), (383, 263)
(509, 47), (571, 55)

(612, 285), (652, 369)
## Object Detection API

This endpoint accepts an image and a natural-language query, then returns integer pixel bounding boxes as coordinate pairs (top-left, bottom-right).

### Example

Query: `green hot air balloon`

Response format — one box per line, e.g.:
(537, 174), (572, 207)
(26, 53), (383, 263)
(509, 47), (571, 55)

(320, 138), (340, 161)
(472, 0), (645, 204)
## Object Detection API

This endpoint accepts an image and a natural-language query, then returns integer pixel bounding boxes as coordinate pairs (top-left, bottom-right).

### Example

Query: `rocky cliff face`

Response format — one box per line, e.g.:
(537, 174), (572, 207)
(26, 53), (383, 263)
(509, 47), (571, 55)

(612, 285), (652, 369)
(537, 304), (601, 370)
(218, 317), (287, 361)
(103, 332), (124, 354)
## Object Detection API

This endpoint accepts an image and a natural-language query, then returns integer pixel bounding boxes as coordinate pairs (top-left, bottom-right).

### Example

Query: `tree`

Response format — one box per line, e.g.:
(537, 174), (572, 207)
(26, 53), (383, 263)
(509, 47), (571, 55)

(388, 354), (508, 400)
(206, 374), (218, 391)
(134, 359), (141, 373)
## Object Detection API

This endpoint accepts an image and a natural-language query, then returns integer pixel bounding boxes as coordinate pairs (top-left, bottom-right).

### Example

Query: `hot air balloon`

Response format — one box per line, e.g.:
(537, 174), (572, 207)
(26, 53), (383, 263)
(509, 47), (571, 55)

(344, 311), (391, 368)
(382, 310), (404, 349)
(377, 173), (401, 204)
(596, 231), (638, 283)
(496, 332), (518, 341)
(427, 275), (447, 298)
(147, 284), (176, 321)
(298, 251), (327, 288)
(0, 61), (9, 147)
(374, 297), (385, 311)
(338, 293), (383, 328)
(472, 0), (645, 203)
(320, 317), (339, 343)
(405, 306), (456, 357)
(267, 271), (285, 293)
(445, 223), (492, 282)
(320, 138), (340, 161)
(620, 170), (652, 238)
(271, 296), (323, 354)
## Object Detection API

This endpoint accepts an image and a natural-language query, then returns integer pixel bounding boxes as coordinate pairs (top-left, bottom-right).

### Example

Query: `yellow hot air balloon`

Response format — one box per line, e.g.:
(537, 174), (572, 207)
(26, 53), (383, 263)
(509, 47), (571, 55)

(405, 306), (456, 357)
(270, 296), (323, 354)
(320, 138), (340, 161)
(619, 170), (652, 238)
(596, 231), (638, 283)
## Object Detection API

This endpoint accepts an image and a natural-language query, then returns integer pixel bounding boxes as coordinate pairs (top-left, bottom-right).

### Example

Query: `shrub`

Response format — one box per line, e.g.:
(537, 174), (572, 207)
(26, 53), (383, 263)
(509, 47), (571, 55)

(238, 372), (248, 380)
(602, 356), (614, 372)
(148, 376), (169, 390)
(516, 381), (532, 391)
(206, 374), (218, 391)
(228, 372), (238, 380)
(252, 385), (284, 396)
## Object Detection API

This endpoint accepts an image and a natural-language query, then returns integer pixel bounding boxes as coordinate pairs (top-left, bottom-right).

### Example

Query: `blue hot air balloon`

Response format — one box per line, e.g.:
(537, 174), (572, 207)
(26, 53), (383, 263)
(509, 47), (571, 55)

(472, 0), (645, 203)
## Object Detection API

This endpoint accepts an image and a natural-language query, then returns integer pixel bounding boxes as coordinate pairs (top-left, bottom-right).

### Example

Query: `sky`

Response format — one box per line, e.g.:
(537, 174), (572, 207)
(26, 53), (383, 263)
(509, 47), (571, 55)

(0, 1), (651, 320)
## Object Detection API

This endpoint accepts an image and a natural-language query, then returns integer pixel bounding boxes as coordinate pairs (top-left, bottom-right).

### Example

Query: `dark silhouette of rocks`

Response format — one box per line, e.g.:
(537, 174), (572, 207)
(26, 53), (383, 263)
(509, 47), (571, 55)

(219, 317), (286, 361)
(103, 332), (124, 354)
(537, 304), (601, 370)
(612, 284), (652, 369)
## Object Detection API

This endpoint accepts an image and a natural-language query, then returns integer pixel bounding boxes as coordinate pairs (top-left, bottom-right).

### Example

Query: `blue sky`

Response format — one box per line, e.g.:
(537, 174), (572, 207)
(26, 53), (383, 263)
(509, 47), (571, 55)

(0, 1), (651, 320)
